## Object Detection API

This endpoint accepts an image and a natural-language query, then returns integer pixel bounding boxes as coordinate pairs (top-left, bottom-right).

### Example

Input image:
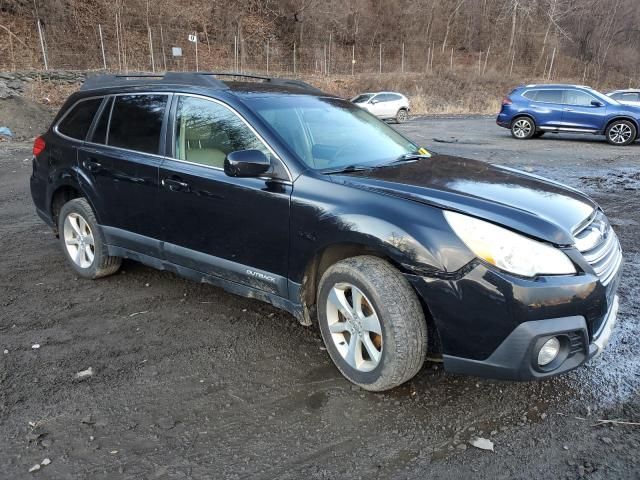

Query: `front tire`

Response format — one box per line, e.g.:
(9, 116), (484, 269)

(317, 256), (427, 391)
(58, 198), (122, 279)
(605, 120), (636, 146)
(511, 117), (536, 139)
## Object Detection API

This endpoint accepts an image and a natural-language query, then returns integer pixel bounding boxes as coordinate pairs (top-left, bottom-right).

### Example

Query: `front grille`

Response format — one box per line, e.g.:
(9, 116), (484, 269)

(574, 211), (623, 286)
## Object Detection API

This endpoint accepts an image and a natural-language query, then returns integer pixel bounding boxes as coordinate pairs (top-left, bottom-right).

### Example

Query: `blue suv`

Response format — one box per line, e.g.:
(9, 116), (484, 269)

(497, 84), (640, 146)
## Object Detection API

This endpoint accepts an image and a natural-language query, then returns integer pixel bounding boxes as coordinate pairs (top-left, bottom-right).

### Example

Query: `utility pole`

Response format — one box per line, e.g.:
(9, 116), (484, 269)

(98, 24), (107, 70)
(37, 19), (48, 70)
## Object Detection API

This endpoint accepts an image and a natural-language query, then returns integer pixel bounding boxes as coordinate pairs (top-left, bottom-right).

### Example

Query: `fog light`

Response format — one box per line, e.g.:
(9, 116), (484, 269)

(538, 337), (561, 366)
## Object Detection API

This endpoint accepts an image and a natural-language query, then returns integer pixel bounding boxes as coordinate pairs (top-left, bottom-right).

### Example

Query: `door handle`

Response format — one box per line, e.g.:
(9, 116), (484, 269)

(162, 177), (190, 192)
(83, 158), (102, 172)
(563, 108), (574, 112)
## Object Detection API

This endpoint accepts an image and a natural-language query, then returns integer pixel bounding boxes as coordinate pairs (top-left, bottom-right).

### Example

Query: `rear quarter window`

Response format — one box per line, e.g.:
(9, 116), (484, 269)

(57, 98), (103, 140)
(522, 90), (538, 101)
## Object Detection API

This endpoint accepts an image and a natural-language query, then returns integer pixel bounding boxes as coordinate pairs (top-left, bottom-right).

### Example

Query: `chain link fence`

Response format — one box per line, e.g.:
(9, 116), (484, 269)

(0, 19), (610, 84)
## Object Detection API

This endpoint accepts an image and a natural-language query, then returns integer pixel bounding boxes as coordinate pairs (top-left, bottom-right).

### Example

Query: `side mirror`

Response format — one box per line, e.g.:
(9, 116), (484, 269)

(224, 149), (271, 178)
(591, 100), (603, 107)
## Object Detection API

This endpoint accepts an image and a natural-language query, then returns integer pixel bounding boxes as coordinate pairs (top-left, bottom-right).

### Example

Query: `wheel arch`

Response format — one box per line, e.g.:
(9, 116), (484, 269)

(605, 116), (639, 133)
(298, 241), (442, 355)
(510, 113), (536, 127)
(49, 179), (101, 235)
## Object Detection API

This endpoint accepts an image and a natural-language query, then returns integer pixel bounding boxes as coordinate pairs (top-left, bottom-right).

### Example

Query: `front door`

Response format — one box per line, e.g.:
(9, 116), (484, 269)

(77, 93), (169, 254)
(158, 95), (291, 296)
(561, 90), (608, 131)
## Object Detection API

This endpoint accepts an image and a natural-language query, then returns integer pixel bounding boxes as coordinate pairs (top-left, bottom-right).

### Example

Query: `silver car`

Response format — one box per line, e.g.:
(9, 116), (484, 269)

(351, 92), (410, 123)
(607, 89), (640, 107)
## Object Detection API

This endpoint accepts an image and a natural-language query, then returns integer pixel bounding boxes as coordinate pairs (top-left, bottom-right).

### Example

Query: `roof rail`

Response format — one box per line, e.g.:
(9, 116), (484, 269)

(80, 72), (229, 91)
(81, 71), (323, 94)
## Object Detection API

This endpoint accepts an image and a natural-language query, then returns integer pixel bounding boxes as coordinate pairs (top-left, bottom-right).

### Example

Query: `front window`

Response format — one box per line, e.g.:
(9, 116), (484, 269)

(564, 90), (597, 106)
(174, 96), (268, 168)
(352, 94), (373, 103)
(248, 96), (418, 170)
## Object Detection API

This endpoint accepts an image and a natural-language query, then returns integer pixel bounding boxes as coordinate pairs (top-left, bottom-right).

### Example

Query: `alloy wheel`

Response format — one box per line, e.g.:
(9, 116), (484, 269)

(63, 212), (95, 268)
(609, 123), (633, 144)
(512, 119), (532, 138)
(326, 282), (383, 372)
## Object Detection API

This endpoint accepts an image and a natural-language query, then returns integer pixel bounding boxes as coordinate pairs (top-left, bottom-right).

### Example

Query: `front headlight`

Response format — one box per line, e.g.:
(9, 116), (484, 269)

(444, 211), (576, 277)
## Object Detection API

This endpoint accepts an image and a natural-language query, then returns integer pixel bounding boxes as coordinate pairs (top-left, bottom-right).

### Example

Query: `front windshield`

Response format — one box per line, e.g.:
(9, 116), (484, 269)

(352, 94), (373, 103)
(247, 96), (418, 170)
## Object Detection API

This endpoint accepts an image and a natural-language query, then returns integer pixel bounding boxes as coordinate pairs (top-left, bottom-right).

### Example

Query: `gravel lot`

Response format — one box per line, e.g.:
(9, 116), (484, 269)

(1, 117), (639, 479)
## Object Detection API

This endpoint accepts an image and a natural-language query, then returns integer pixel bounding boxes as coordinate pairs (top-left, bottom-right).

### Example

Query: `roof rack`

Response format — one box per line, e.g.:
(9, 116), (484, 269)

(80, 71), (323, 94)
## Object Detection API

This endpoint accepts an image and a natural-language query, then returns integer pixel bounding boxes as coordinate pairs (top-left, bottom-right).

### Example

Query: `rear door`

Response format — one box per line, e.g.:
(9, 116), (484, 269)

(158, 94), (291, 296)
(77, 93), (169, 254)
(561, 89), (608, 131)
(527, 89), (565, 128)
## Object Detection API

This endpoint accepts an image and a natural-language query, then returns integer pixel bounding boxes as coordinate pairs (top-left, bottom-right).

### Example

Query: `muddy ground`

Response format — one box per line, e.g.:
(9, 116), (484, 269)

(1, 118), (639, 479)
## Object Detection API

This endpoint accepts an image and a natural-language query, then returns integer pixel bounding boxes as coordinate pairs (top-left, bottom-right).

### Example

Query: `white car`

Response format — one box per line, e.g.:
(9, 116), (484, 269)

(607, 89), (640, 107)
(351, 92), (410, 123)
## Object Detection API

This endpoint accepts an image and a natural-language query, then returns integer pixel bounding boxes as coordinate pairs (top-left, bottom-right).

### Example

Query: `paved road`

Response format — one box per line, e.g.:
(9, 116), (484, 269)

(1, 118), (638, 479)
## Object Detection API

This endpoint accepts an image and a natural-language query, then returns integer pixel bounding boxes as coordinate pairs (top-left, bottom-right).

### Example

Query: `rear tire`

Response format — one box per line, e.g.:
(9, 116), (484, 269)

(605, 120), (636, 146)
(317, 256), (427, 391)
(396, 108), (409, 124)
(511, 117), (536, 139)
(58, 198), (122, 279)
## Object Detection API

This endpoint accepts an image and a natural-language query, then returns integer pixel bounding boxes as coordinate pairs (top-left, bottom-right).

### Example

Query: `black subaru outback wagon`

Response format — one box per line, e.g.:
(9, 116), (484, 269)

(30, 73), (622, 391)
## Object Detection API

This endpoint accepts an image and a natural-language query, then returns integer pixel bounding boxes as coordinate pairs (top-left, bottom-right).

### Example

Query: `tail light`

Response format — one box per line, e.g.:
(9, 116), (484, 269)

(501, 96), (513, 106)
(33, 136), (46, 156)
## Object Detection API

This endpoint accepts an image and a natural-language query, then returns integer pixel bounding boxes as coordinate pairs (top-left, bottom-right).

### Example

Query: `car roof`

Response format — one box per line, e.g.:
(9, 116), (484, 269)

(79, 72), (327, 97)
(356, 91), (405, 95)
(522, 84), (593, 89)
(607, 89), (640, 93)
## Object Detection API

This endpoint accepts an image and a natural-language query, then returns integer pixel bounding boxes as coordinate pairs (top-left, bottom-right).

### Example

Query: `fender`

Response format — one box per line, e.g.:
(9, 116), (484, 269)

(70, 162), (105, 224)
(288, 174), (475, 287)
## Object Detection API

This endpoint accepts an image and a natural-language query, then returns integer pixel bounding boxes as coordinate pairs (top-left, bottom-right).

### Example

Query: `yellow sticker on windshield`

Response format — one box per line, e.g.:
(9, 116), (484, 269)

(417, 147), (431, 157)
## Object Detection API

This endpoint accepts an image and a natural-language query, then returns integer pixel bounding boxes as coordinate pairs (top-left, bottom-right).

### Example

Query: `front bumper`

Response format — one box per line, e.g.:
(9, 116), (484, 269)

(407, 259), (622, 381)
(442, 295), (619, 380)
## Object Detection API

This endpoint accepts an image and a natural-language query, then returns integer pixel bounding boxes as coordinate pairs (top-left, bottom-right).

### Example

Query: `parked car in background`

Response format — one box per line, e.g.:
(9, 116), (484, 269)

(351, 92), (410, 123)
(607, 89), (640, 107)
(497, 84), (640, 146)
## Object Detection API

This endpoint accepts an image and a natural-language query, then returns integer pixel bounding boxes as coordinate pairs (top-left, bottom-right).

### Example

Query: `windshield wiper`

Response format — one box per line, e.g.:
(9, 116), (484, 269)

(373, 152), (432, 168)
(321, 164), (374, 174)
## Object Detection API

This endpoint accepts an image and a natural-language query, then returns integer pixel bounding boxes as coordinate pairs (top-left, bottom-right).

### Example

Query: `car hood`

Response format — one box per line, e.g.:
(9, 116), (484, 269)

(331, 155), (596, 245)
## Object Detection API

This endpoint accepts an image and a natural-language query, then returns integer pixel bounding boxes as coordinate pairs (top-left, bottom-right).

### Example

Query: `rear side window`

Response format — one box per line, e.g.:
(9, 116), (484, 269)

(534, 90), (563, 103)
(57, 98), (103, 140)
(108, 95), (168, 154)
